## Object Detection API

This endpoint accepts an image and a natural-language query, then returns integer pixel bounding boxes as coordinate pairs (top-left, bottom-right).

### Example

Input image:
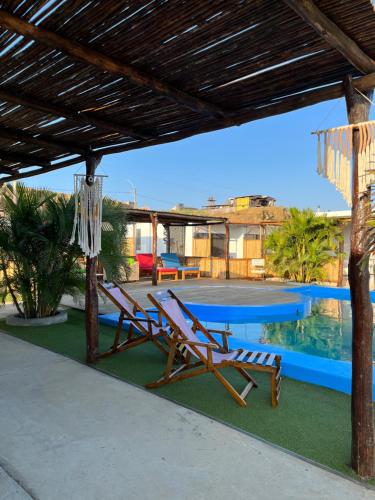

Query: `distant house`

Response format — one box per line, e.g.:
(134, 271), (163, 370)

(203, 194), (276, 212)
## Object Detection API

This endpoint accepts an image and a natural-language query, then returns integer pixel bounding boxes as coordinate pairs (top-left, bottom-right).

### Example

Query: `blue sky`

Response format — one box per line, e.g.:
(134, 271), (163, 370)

(23, 96), (374, 211)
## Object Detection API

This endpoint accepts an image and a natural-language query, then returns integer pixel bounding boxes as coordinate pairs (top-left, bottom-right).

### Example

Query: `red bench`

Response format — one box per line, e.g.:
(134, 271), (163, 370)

(135, 253), (153, 276)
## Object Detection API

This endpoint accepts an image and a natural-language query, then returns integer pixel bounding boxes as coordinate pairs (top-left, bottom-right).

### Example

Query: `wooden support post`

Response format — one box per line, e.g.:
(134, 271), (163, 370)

(151, 213), (158, 286)
(208, 225), (213, 277)
(85, 153), (100, 364)
(260, 224), (265, 258)
(344, 75), (375, 479)
(337, 236), (344, 288)
(225, 223), (230, 280)
(164, 224), (171, 253)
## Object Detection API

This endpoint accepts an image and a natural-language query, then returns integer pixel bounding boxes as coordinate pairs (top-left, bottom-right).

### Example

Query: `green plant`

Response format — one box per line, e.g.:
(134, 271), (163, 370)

(0, 184), (128, 318)
(264, 208), (343, 283)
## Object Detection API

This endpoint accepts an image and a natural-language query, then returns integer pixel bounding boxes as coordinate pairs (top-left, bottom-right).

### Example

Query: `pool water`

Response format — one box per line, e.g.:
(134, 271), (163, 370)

(203, 298), (375, 362)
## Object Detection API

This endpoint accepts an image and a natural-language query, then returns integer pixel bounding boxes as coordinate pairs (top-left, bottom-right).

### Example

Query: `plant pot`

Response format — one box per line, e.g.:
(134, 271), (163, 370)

(6, 309), (68, 327)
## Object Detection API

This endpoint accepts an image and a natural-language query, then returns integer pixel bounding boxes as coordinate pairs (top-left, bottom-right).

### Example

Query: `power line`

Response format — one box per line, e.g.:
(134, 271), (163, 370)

(22, 184), (177, 207)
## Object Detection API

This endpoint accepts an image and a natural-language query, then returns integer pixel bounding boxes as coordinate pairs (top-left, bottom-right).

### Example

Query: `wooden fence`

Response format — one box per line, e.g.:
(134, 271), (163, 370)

(184, 256), (340, 283)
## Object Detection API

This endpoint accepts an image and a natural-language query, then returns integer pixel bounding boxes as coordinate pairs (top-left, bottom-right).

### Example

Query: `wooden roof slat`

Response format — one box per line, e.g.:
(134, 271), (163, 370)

(0, 124), (87, 155)
(93, 71), (375, 157)
(0, 164), (15, 174)
(0, 86), (152, 140)
(0, 149), (51, 167)
(0, 154), (84, 183)
(283, 0), (375, 74)
(0, 9), (228, 120)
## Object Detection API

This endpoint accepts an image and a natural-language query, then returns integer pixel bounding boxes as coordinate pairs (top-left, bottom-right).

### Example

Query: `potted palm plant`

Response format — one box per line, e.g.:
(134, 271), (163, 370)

(0, 184), (128, 325)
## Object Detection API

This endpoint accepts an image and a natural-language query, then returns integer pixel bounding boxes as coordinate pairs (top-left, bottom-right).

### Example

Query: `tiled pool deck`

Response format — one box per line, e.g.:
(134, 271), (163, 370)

(62, 278), (300, 313)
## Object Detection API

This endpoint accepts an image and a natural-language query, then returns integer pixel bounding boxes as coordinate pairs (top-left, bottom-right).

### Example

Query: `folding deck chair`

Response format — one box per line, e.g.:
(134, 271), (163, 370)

(146, 290), (282, 408)
(98, 282), (172, 359)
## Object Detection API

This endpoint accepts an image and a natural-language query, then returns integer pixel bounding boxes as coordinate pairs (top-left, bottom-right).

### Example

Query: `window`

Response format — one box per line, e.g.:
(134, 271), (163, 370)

(135, 228), (142, 252)
(244, 225), (261, 240)
(211, 233), (225, 257)
(244, 233), (260, 240)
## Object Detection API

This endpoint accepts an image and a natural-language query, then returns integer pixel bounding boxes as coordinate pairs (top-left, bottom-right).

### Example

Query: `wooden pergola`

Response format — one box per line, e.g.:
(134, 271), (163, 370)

(0, 0), (374, 478)
(124, 207), (227, 285)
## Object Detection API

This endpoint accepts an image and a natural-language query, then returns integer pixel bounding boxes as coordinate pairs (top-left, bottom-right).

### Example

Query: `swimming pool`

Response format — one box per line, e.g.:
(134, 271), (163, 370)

(193, 286), (375, 398)
(202, 297), (374, 362)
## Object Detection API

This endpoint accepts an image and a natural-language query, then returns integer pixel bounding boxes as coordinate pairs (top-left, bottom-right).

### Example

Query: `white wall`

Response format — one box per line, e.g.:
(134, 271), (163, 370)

(185, 226), (193, 256)
(133, 222), (166, 254)
(228, 225), (245, 258)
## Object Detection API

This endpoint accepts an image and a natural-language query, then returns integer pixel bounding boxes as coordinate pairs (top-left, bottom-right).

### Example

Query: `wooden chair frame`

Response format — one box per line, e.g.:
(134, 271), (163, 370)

(146, 290), (281, 408)
(98, 282), (171, 359)
(180, 269), (200, 280)
(157, 269), (178, 281)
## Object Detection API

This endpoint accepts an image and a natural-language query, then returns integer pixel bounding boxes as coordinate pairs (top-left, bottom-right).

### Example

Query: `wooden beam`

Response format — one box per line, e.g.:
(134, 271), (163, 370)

(4, 71), (375, 185)
(151, 213), (158, 286)
(85, 154), (100, 364)
(337, 237), (344, 287)
(0, 165), (14, 174)
(0, 155), (84, 184)
(0, 10), (226, 119)
(283, 0), (375, 74)
(0, 149), (51, 167)
(224, 222), (230, 280)
(0, 125), (87, 155)
(95, 72), (375, 157)
(164, 224), (171, 254)
(344, 74), (375, 479)
(0, 87), (152, 140)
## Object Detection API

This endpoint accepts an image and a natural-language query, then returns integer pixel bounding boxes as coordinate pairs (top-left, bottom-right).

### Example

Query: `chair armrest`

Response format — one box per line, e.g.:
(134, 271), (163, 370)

(170, 338), (217, 349)
(207, 328), (232, 336)
(206, 328), (231, 352)
(127, 316), (156, 324)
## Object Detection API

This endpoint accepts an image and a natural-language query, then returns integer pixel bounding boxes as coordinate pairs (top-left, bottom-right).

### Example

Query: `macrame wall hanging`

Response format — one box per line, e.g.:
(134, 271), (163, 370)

(312, 120), (375, 207)
(70, 174), (106, 258)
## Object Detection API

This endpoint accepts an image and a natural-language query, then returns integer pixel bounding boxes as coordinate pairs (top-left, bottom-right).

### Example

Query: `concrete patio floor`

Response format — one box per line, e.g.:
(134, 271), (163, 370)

(0, 333), (374, 500)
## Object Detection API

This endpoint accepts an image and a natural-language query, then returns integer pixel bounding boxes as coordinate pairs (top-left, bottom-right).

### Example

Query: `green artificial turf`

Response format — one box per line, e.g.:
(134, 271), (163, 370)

(1, 309), (374, 486)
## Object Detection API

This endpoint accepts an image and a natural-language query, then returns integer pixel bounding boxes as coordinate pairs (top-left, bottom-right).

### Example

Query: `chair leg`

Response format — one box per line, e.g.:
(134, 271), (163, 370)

(212, 369), (247, 407)
(271, 366), (281, 407)
(117, 334), (149, 351)
(235, 367), (258, 388)
(152, 336), (170, 356)
(111, 311), (125, 351)
(146, 363), (206, 388)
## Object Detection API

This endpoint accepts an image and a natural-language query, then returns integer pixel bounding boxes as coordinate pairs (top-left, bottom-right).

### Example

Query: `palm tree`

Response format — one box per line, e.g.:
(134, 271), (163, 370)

(265, 208), (343, 283)
(0, 184), (128, 319)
